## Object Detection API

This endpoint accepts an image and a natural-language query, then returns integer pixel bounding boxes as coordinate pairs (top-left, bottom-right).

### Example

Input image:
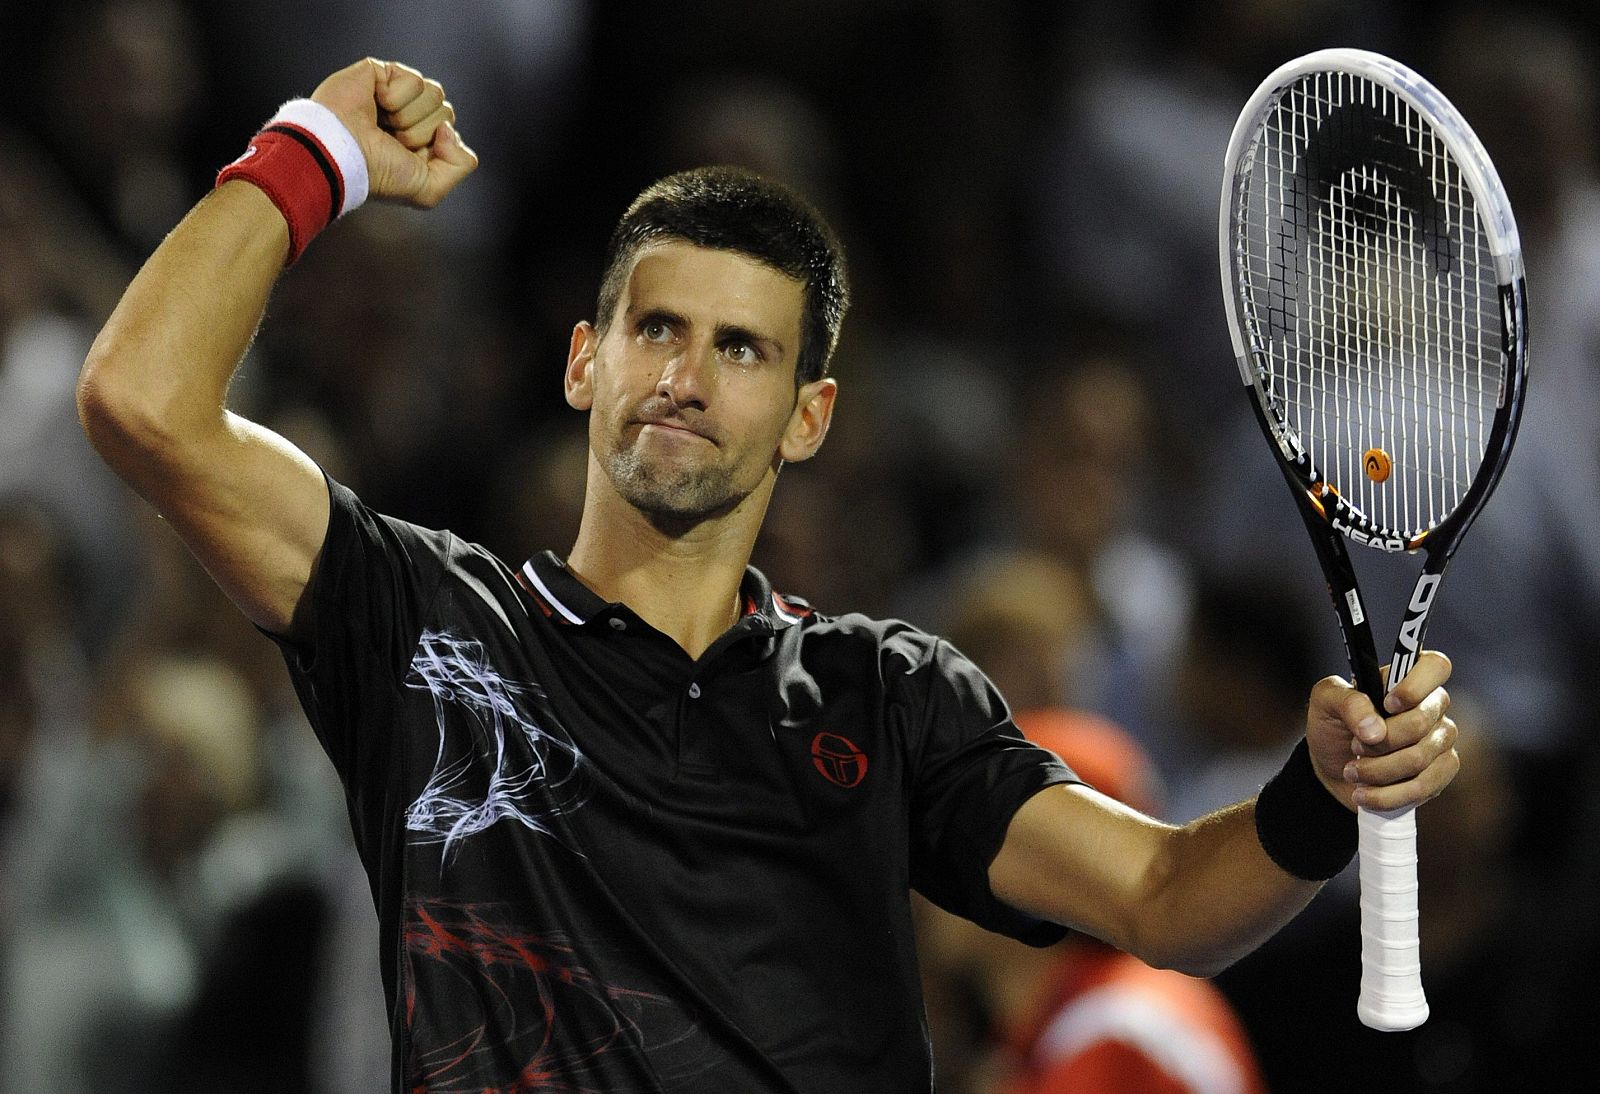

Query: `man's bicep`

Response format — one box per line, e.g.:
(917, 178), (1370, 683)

(148, 411), (332, 639)
(988, 782), (1172, 953)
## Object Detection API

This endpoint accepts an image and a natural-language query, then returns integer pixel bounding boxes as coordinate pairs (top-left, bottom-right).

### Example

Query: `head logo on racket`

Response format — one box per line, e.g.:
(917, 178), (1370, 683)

(1364, 449), (1393, 483)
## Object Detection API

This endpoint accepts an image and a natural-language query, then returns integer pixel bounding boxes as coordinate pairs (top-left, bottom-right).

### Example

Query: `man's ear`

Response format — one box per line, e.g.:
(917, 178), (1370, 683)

(779, 377), (838, 463)
(564, 322), (599, 410)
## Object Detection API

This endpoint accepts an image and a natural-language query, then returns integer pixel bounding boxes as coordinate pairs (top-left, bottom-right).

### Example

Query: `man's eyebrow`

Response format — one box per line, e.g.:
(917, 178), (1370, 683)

(627, 305), (689, 328)
(714, 321), (784, 357)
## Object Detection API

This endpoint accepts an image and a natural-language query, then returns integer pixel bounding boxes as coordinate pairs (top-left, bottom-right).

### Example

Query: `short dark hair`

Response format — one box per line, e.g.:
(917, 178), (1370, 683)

(595, 166), (850, 385)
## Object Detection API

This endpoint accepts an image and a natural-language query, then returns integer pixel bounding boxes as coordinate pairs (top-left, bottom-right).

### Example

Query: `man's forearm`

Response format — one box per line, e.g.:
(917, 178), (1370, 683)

(77, 180), (288, 468)
(1137, 800), (1324, 977)
(990, 782), (1324, 978)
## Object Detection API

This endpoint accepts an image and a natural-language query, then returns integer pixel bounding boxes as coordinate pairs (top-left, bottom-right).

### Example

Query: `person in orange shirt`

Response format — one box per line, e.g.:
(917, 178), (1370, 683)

(921, 708), (1266, 1094)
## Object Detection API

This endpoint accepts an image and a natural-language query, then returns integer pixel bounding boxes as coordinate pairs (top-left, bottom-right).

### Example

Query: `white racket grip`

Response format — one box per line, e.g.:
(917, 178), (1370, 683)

(1356, 804), (1428, 1030)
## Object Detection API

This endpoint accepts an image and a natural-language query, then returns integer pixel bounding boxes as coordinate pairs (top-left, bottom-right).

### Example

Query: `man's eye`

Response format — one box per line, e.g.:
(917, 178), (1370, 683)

(724, 342), (756, 364)
(642, 321), (670, 341)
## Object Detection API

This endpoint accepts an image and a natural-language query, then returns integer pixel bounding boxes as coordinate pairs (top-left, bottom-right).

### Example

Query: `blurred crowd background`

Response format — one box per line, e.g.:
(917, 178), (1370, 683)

(3, 0), (1599, 1090)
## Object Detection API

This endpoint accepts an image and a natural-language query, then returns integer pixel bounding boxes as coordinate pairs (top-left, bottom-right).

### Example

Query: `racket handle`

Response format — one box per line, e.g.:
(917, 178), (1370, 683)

(1356, 804), (1428, 1030)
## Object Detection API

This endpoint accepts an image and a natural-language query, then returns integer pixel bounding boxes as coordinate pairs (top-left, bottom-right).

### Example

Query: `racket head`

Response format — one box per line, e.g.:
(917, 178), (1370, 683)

(1220, 48), (1528, 557)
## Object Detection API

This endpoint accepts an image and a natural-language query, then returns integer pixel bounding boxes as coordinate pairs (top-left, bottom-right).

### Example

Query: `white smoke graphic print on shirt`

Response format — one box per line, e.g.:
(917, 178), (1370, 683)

(403, 630), (588, 866)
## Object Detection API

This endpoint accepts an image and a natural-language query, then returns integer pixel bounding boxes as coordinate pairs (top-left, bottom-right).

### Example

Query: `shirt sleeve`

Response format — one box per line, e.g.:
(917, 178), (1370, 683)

(268, 472), (454, 801)
(894, 632), (1079, 945)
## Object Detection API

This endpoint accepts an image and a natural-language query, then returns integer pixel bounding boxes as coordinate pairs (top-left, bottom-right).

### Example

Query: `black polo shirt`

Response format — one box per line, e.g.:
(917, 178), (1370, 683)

(278, 475), (1076, 1093)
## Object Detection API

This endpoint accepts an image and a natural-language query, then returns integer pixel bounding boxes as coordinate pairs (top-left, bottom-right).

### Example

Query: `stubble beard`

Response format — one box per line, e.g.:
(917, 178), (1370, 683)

(603, 441), (750, 528)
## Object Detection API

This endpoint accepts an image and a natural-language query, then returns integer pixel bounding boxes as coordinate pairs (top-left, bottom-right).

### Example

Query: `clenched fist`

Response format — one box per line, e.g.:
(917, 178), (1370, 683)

(1305, 649), (1459, 812)
(311, 58), (477, 208)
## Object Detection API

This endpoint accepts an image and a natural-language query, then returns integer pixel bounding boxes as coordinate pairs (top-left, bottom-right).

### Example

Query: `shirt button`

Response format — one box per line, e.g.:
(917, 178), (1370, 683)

(688, 682), (702, 699)
(608, 617), (627, 631)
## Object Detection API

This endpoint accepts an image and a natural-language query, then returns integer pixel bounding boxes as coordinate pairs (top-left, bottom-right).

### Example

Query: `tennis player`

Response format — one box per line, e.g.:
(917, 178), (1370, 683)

(77, 59), (1459, 1092)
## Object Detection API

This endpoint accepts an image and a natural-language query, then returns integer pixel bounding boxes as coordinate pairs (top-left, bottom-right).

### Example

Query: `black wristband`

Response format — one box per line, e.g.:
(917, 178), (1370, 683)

(1254, 739), (1358, 881)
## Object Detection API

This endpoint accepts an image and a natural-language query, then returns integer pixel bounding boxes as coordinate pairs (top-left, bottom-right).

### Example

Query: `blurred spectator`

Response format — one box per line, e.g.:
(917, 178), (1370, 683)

(0, 502), (90, 979)
(304, 846), (391, 1094)
(917, 709), (1265, 1094)
(0, 122), (143, 660)
(1163, 571), (1324, 824)
(0, 122), (132, 320)
(141, 877), (331, 1094)
(657, 75), (844, 224)
(110, 513), (389, 1094)
(2, 653), (264, 1089)
(953, 349), (1196, 778)
(28, 0), (205, 257)
(752, 458), (920, 619)
(1, 503), (363, 1090)
(868, 329), (1021, 576)
(1432, 5), (1600, 434)
(939, 550), (1097, 714)
(1034, 353), (1191, 715)
(102, 504), (291, 716)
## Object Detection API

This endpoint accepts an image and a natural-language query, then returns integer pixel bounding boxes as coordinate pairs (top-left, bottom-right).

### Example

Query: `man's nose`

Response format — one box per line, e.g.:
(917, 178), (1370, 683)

(655, 342), (714, 409)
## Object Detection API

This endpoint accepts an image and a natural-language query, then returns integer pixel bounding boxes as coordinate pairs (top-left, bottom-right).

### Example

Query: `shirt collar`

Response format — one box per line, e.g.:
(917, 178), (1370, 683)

(517, 551), (813, 631)
(518, 551), (603, 624)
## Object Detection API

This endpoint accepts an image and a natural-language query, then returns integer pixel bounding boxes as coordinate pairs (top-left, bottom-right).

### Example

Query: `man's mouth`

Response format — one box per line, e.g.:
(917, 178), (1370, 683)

(635, 415), (715, 444)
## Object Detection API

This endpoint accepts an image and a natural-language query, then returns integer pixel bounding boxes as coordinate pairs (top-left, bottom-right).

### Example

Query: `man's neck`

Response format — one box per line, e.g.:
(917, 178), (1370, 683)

(565, 484), (771, 661)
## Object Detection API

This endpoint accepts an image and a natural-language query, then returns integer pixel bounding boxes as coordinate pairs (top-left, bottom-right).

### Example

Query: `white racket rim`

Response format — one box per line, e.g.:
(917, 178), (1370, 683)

(1219, 47), (1523, 378)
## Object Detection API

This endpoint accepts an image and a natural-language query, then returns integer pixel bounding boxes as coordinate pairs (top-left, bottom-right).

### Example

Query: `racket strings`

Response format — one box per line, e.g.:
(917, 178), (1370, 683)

(1237, 71), (1500, 539)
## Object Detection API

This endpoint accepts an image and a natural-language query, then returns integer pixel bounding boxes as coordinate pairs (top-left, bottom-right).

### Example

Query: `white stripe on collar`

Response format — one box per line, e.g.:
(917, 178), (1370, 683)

(771, 592), (806, 624)
(522, 559), (585, 624)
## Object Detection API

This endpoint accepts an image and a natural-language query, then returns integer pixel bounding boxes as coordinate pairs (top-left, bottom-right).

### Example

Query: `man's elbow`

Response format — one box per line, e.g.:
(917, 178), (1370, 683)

(1118, 854), (1262, 978)
(77, 347), (185, 473)
(1128, 930), (1250, 980)
(77, 353), (120, 444)
(1157, 949), (1242, 980)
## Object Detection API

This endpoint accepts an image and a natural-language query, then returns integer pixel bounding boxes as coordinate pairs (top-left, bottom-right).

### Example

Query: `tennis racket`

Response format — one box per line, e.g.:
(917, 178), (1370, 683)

(1218, 49), (1528, 1031)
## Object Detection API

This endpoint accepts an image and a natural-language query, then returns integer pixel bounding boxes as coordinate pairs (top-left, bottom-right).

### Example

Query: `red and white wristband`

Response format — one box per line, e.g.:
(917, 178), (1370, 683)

(216, 98), (370, 265)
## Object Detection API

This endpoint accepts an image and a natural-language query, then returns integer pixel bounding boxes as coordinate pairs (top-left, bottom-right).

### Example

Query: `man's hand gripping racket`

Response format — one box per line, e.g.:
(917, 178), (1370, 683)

(1219, 49), (1529, 1030)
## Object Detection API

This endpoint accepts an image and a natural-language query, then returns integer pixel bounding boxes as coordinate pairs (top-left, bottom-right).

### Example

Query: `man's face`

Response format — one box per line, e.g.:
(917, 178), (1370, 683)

(566, 241), (831, 524)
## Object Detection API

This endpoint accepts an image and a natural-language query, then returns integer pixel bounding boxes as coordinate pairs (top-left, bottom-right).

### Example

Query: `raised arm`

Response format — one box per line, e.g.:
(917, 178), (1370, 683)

(76, 58), (476, 639)
(988, 651), (1458, 976)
